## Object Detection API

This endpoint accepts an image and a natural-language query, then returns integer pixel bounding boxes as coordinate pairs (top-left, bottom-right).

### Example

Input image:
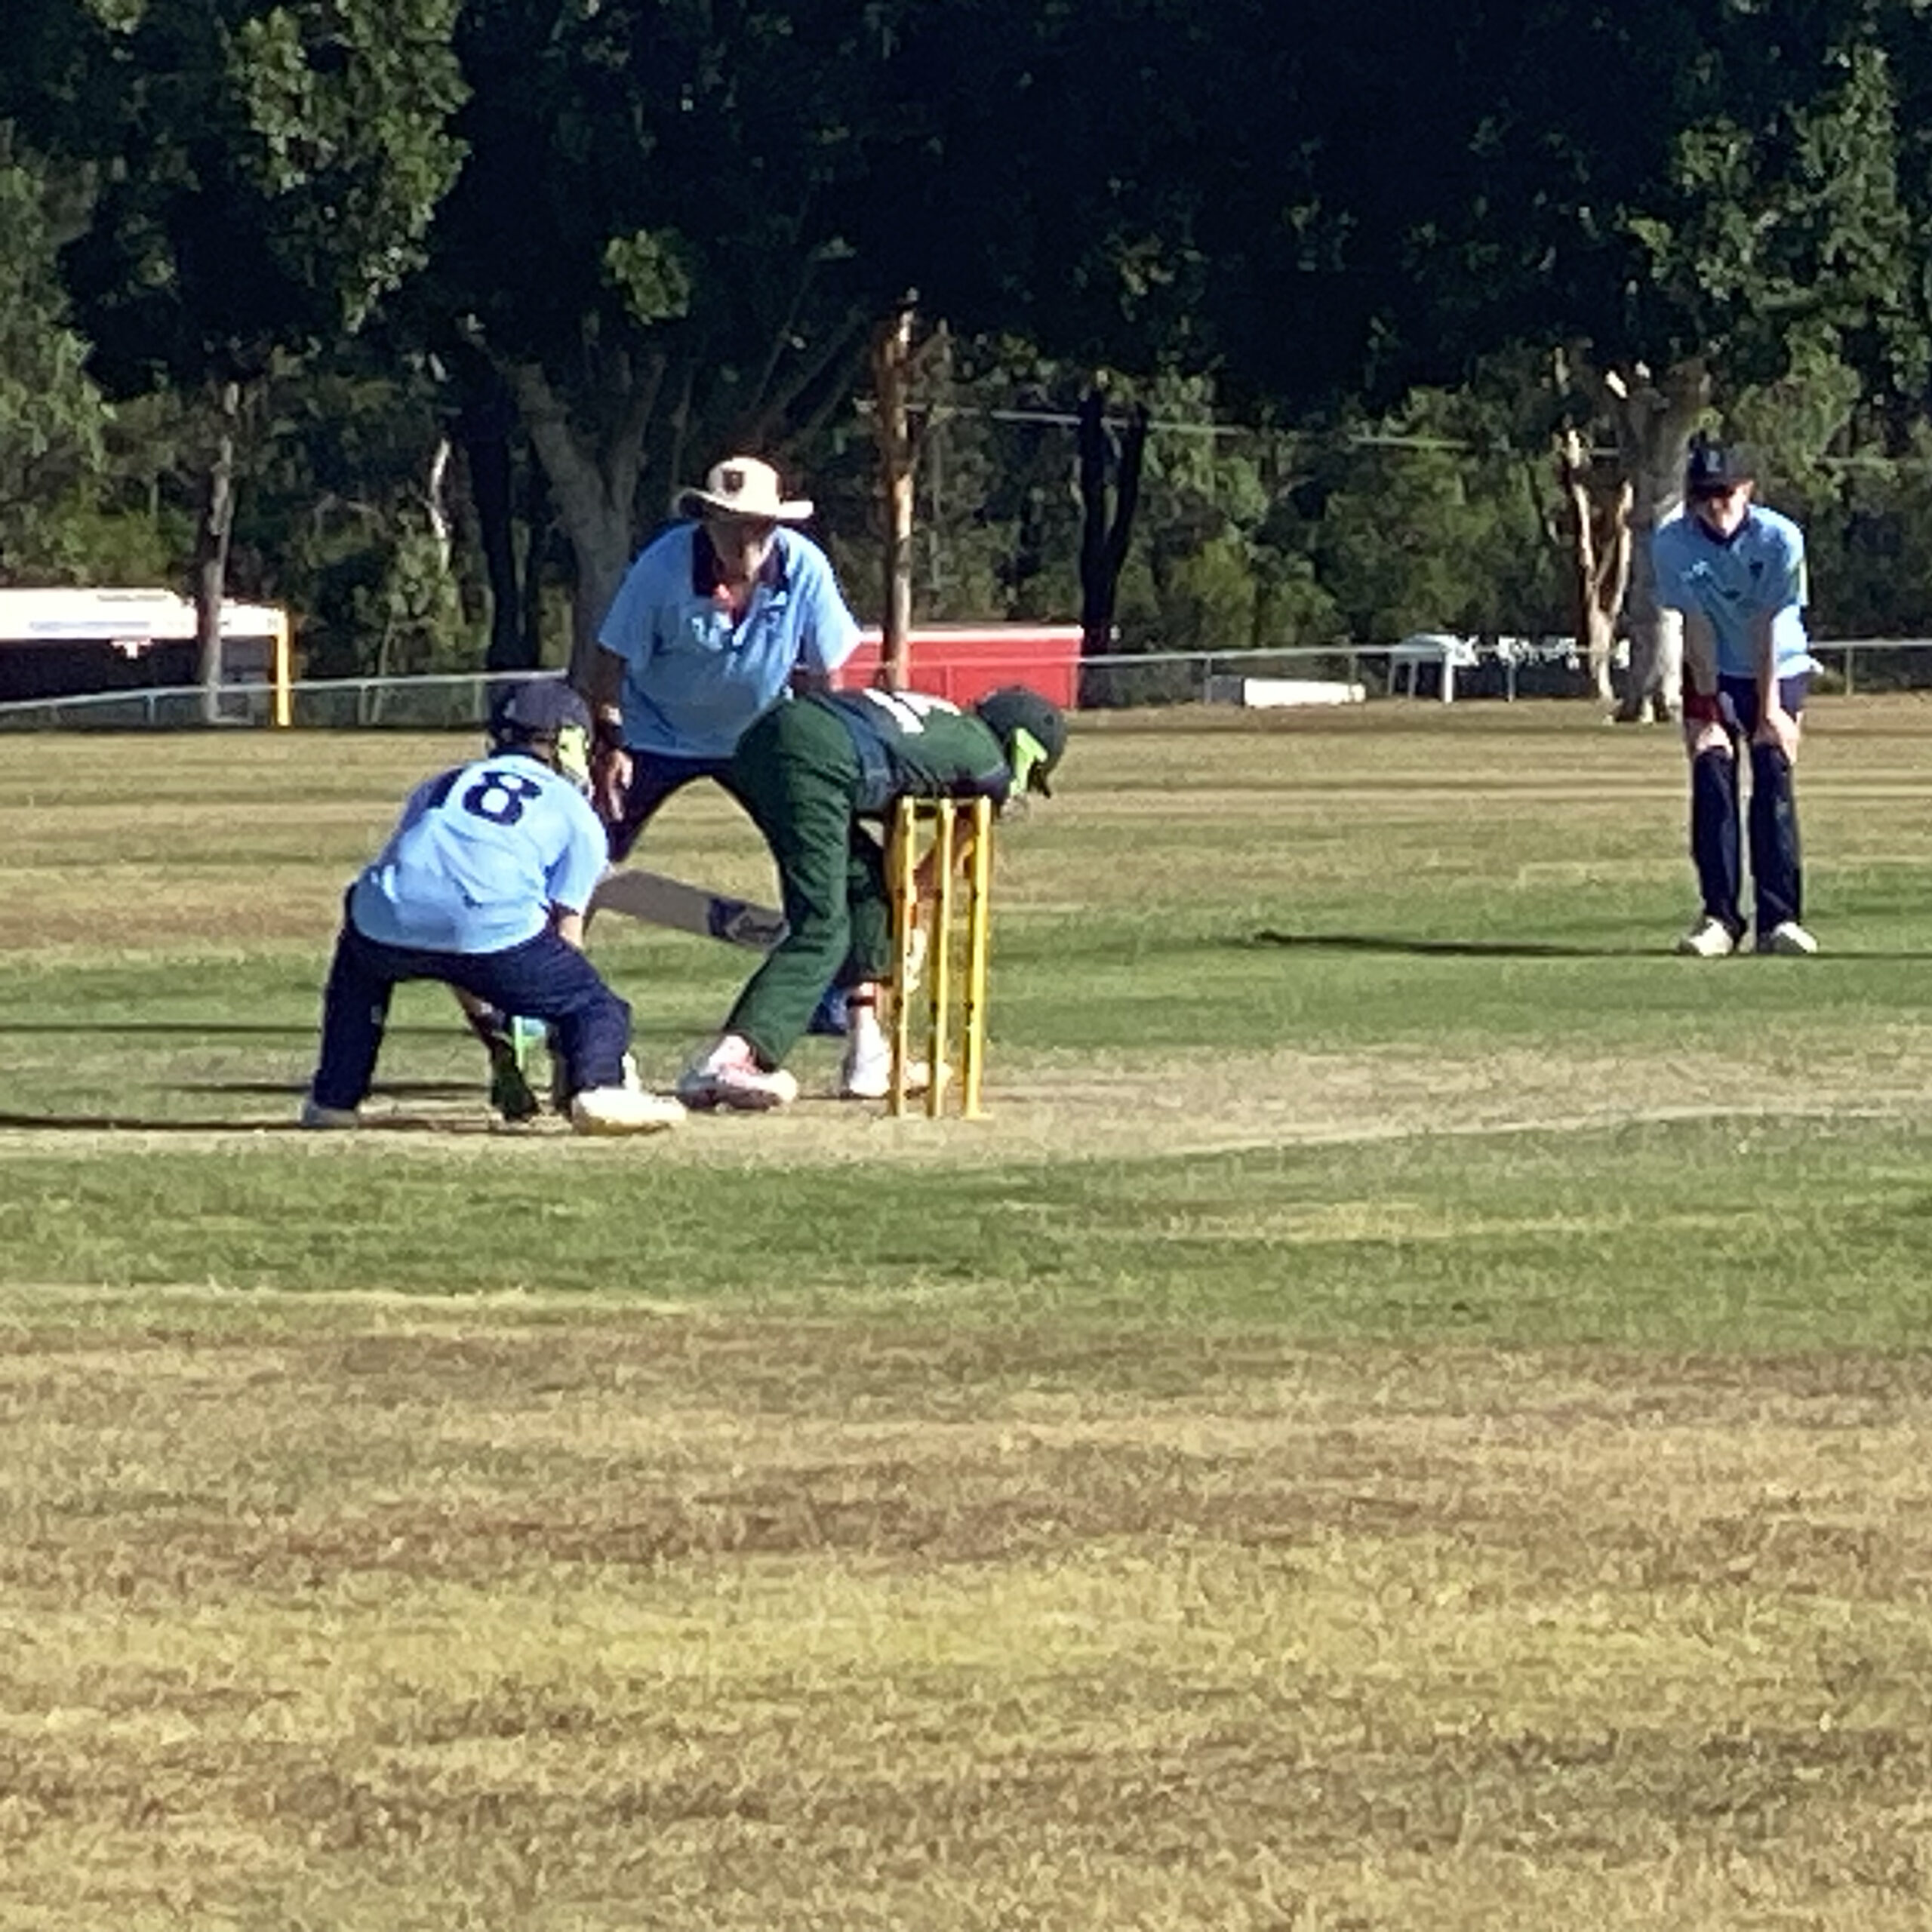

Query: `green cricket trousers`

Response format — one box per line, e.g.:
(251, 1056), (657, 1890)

(725, 698), (893, 1068)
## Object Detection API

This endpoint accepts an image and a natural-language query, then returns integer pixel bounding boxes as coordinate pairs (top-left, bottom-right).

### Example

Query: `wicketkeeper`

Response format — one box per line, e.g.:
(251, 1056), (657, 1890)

(677, 685), (1066, 1109)
(301, 681), (685, 1135)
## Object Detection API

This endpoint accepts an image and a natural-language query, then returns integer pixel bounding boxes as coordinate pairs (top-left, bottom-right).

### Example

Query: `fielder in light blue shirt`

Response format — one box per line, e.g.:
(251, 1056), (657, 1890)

(1651, 436), (1819, 958)
(352, 754), (607, 954)
(303, 681), (682, 1137)
(1652, 499), (1816, 686)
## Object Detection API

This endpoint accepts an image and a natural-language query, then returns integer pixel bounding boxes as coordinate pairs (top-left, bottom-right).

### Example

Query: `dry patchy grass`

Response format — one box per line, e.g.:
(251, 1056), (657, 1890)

(5, 1297), (1932, 1929)
(8, 705), (1932, 1927)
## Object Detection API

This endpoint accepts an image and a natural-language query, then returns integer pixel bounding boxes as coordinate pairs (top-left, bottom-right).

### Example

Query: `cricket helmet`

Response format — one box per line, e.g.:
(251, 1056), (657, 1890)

(487, 678), (593, 790)
(974, 685), (1067, 798)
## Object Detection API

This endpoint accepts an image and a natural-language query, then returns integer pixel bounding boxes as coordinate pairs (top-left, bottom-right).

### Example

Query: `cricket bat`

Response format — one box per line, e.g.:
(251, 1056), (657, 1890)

(586, 868), (788, 951)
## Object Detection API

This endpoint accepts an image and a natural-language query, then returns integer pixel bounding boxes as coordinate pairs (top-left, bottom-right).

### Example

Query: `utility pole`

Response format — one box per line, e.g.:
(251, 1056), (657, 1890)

(871, 297), (917, 691)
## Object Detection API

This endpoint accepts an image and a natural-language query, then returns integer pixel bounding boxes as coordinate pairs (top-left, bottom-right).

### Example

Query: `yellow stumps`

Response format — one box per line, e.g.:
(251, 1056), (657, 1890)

(888, 795), (994, 1118)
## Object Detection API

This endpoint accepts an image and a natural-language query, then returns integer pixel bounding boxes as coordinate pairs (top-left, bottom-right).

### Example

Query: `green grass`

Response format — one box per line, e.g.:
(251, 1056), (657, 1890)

(7, 700), (1932, 1346)
(7, 1118), (1932, 1350)
(8, 700), (1932, 1930)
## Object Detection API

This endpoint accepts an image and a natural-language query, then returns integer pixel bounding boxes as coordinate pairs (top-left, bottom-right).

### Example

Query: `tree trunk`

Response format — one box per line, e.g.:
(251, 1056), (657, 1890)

(1605, 360), (1707, 723)
(872, 303), (916, 690)
(193, 379), (241, 725)
(519, 457), (552, 675)
(508, 356), (658, 688)
(1555, 424), (1632, 705)
(1078, 392), (1149, 666)
(459, 372), (531, 672)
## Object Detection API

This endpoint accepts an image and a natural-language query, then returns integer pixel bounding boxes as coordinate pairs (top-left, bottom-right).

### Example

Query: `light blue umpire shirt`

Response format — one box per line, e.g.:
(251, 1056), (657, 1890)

(350, 755), (608, 954)
(596, 523), (863, 759)
(1651, 504), (1819, 682)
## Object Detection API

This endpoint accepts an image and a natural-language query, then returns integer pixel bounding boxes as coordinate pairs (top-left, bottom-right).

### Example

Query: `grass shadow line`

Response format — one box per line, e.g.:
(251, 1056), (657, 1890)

(0, 1108), (502, 1134)
(1252, 929), (1929, 961)
(177, 1079), (478, 1100)
(0, 1023), (448, 1039)
(1251, 928), (1655, 959)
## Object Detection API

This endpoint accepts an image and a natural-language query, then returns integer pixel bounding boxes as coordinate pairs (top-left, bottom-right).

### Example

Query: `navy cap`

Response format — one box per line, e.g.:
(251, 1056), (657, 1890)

(1685, 435), (1756, 500)
(489, 678), (590, 743)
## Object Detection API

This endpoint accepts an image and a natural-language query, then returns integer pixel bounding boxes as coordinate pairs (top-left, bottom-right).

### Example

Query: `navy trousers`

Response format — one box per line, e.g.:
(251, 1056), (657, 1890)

(1690, 672), (1807, 938)
(312, 909), (632, 1111)
(605, 749), (739, 861)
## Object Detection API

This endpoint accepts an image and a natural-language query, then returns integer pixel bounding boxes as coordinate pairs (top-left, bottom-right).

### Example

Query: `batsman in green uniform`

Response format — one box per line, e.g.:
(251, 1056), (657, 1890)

(676, 684), (1066, 1109)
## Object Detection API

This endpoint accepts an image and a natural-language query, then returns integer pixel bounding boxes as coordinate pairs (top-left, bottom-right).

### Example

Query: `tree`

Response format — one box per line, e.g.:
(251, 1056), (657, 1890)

(1367, 8), (1915, 712)
(0, 129), (113, 581)
(29, 0), (467, 709)
(1554, 421), (1633, 708)
(412, 0), (937, 679)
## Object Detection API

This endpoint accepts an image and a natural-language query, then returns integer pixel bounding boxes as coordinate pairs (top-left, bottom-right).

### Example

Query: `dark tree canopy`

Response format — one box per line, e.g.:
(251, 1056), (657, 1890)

(11, 0), (1932, 667)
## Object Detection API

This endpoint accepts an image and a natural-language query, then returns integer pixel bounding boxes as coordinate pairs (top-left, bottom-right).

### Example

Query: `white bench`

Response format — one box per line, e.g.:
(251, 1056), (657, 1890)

(1387, 632), (1480, 703)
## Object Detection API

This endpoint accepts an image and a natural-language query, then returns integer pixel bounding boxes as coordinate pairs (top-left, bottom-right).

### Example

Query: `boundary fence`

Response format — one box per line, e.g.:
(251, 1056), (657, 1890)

(2, 640), (1930, 730)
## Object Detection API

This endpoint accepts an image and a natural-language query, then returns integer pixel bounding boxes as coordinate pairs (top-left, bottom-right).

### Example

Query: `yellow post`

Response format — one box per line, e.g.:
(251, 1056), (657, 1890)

(924, 801), (957, 1119)
(888, 798), (921, 1116)
(960, 795), (994, 1117)
(885, 795), (995, 1120)
(271, 608), (292, 728)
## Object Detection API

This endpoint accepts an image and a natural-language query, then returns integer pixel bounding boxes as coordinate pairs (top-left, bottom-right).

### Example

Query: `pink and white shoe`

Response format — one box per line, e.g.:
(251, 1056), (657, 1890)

(675, 1035), (800, 1112)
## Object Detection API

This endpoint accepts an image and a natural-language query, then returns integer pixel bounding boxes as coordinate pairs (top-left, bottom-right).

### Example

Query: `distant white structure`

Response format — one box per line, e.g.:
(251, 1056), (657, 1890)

(1204, 675), (1367, 708)
(1387, 632), (1480, 702)
(0, 587), (292, 721)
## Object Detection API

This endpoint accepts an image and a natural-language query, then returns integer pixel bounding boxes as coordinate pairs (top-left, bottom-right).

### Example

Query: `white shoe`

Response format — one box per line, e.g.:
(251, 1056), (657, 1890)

(675, 1036), (800, 1112)
(1675, 915), (1740, 958)
(836, 1035), (935, 1101)
(1757, 920), (1819, 956)
(569, 1085), (685, 1135)
(553, 1046), (641, 1114)
(299, 1097), (360, 1129)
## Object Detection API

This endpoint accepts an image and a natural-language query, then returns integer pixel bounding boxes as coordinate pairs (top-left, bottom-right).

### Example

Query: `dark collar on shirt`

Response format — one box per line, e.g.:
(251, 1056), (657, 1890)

(690, 524), (789, 598)
(1691, 505), (1753, 550)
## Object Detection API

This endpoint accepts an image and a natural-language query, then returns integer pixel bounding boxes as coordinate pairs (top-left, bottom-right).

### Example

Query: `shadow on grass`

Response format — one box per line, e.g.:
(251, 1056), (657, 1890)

(0, 1023), (451, 1038)
(0, 1107), (503, 1134)
(1251, 929), (1920, 961)
(1251, 928), (1657, 959)
(0, 1081), (494, 1134)
(177, 1080), (478, 1100)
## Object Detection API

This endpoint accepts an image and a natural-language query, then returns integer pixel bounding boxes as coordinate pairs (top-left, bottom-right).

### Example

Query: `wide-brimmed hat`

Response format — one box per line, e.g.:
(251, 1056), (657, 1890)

(675, 456), (814, 525)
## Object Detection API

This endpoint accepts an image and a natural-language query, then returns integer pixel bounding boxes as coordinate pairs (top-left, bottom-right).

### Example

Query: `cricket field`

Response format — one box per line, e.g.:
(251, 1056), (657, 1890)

(4, 698), (1932, 1930)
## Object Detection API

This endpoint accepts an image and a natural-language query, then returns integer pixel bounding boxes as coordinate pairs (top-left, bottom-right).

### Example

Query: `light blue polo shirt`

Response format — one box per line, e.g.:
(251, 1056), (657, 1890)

(1652, 506), (1817, 681)
(349, 755), (608, 954)
(597, 522), (863, 758)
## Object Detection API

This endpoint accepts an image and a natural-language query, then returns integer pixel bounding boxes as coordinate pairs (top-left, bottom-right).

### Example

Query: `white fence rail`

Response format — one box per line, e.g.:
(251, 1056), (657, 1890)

(2, 640), (1930, 730)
